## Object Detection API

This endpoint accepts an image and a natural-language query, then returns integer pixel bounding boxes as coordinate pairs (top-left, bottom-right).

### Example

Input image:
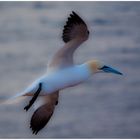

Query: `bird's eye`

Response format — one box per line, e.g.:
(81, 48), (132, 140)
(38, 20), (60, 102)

(100, 65), (109, 70)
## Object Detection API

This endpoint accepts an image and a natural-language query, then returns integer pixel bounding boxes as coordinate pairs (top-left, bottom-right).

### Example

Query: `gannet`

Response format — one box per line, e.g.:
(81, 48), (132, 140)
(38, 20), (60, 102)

(2, 11), (122, 134)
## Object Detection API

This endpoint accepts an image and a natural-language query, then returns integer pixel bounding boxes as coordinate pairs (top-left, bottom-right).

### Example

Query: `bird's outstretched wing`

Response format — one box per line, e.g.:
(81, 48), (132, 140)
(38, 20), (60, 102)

(62, 11), (89, 43)
(30, 12), (89, 134)
(30, 91), (59, 134)
(48, 11), (89, 70)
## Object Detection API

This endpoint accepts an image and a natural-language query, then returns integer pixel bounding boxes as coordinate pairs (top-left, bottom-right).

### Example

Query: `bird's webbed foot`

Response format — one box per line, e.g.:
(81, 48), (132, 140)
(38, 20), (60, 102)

(24, 83), (42, 111)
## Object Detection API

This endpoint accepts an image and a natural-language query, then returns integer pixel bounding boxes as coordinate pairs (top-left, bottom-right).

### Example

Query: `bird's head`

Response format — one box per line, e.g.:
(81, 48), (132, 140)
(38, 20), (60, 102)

(87, 60), (123, 75)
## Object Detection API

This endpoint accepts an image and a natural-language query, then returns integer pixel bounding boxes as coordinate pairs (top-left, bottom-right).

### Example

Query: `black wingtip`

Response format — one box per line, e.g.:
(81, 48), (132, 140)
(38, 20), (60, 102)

(30, 104), (54, 135)
(62, 11), (87, 43)
(30, 114), (53, 135)
(72, 11), (80, 18)
(72, 11), (77, 15)
(72, 11), (75, 14)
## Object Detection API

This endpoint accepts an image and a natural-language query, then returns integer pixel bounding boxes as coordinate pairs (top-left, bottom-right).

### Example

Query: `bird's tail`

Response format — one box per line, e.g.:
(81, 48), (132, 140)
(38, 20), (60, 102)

(0, 92), (27, 105)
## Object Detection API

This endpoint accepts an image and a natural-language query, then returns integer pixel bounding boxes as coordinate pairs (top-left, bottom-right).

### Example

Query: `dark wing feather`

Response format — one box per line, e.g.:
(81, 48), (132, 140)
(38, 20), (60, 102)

(48, 12), (89, 70)
(30, 91), (59, 134)
(30, 103), (54, 134)
(62, 11), (89, 43)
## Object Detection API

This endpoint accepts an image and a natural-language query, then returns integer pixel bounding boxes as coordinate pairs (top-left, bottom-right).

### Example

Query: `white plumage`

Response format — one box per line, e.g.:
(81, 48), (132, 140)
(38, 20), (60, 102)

(1, 11), (122, 134)
(23, 63), (92, 96)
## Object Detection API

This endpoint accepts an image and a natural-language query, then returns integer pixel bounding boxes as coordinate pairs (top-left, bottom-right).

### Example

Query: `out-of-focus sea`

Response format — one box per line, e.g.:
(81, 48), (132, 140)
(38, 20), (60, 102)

(0, 1), (140, 138)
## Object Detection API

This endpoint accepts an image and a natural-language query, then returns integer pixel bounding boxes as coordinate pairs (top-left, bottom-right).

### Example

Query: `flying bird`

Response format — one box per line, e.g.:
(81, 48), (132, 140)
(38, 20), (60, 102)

(2, 11), (122, 134)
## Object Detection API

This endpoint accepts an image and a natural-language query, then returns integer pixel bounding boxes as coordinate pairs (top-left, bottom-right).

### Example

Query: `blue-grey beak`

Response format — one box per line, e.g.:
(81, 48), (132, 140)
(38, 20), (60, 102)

(100, 65), (123, 75)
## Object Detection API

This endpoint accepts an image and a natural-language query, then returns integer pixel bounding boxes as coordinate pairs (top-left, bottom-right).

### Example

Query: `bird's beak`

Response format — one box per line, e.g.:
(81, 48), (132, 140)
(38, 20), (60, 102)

(100, 65), (123, 75)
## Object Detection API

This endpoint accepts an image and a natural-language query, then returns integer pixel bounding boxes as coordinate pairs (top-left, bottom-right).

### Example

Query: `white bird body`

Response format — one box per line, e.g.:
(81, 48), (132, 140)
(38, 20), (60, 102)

(2, 11), (122, 134)
(24, 63), (92, 96)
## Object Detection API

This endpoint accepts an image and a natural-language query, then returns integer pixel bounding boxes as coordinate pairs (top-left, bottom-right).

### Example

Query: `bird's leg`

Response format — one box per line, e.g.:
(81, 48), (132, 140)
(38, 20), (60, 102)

(55, 100), (58, 105)
(24, 83), (42, 111)
(55, 93), (59, 105)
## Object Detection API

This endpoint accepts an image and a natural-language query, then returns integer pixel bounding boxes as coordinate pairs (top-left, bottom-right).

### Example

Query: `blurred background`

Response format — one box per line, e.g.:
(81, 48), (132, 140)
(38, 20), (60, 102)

(0, 1), (140, 138)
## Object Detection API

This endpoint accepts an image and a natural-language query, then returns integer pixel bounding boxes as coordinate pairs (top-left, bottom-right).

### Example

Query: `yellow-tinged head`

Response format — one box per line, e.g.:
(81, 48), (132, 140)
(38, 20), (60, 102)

(87, 60), (103, 73)
(87, 60), (123, 75)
